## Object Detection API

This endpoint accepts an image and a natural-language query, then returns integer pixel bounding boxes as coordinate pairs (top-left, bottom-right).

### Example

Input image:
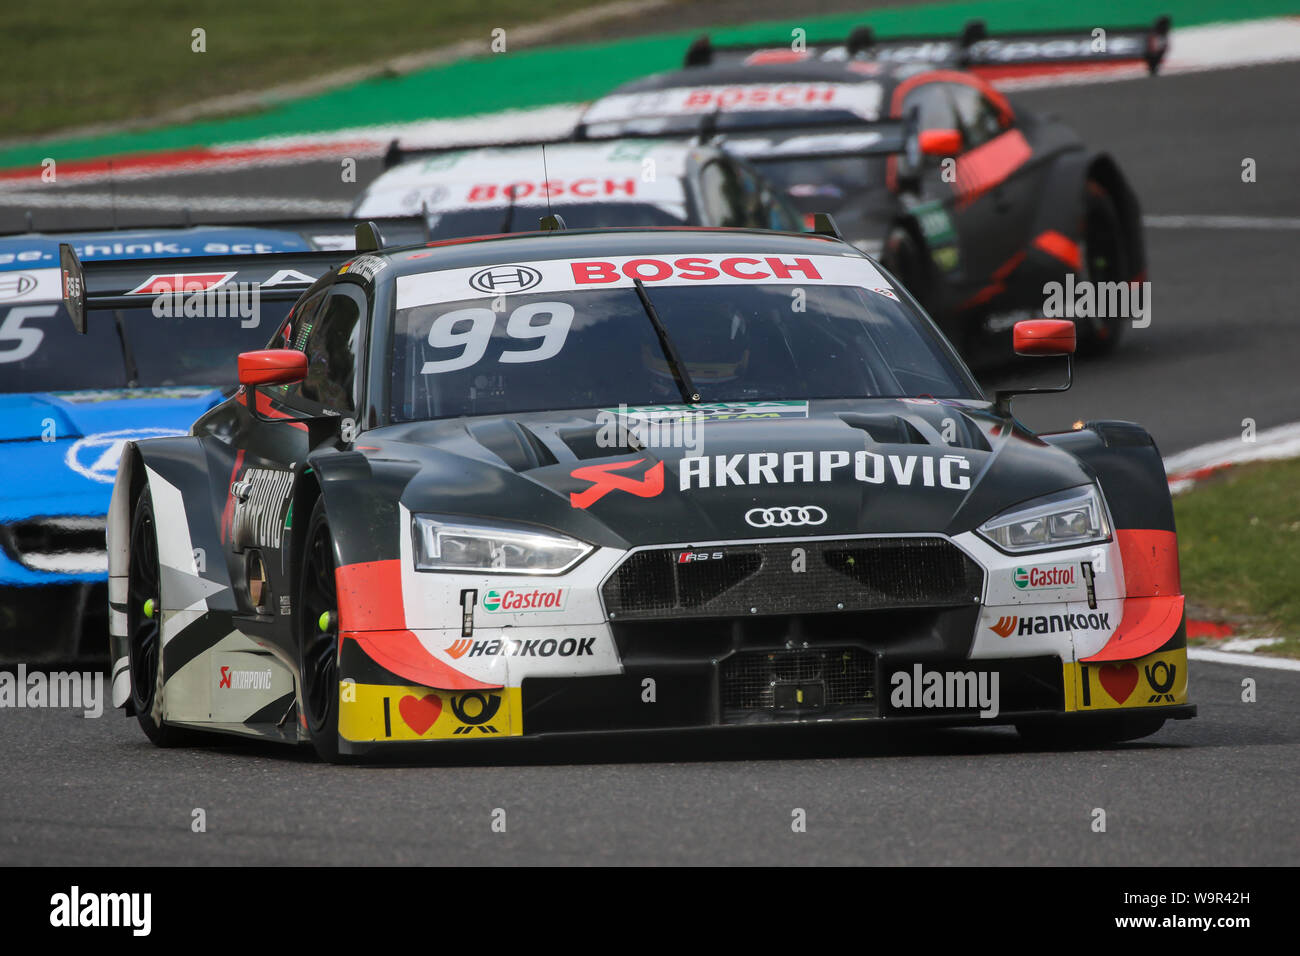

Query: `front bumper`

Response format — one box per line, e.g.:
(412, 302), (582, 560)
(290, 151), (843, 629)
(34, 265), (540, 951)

(335, 642), (1192, 755)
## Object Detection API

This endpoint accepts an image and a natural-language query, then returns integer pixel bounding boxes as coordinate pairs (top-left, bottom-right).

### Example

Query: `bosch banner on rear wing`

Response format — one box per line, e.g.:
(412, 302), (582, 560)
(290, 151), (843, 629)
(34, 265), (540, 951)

(686, 15), (1172, 75)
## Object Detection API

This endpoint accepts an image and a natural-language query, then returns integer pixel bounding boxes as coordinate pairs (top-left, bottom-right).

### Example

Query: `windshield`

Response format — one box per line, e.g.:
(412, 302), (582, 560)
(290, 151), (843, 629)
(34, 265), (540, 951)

(428, 202), (689, 238)
(754, 156), (885, 206)
(389, 254), (975, 422)
(0, 301), (294, 393)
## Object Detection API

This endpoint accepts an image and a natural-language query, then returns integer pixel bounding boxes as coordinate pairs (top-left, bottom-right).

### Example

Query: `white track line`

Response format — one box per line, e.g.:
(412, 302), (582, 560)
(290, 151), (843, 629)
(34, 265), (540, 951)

(1188, 648), (1300, 671)
(1164, 420), (1300, 494)
(0, 191), (352, 215)
(1144, 214), (1300, 230)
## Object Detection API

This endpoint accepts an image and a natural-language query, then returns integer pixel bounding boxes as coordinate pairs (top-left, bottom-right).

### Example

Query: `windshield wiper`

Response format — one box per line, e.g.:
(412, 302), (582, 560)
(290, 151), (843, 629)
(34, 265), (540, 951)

(111, 309), (140, 387)
(633, 278), (699, 405)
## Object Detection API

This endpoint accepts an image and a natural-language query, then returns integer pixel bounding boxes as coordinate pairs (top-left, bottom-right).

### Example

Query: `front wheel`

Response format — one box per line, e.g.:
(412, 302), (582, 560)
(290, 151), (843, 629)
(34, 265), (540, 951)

(127, 487), (197, 747)
(1076, 181), (1132, 355)
(297, 497), (343, 763)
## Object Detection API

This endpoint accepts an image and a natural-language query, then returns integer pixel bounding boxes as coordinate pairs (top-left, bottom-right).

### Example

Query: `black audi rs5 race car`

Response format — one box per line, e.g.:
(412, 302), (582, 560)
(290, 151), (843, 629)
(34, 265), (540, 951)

(73, 223), (1191, 762)
(576, 18), (1169, 355)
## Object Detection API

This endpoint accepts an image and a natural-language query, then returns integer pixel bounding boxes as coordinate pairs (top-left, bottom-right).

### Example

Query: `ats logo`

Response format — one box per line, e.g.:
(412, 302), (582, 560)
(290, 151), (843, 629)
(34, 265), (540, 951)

(569, 457), (664, 509)
(126, 271), (236, 295)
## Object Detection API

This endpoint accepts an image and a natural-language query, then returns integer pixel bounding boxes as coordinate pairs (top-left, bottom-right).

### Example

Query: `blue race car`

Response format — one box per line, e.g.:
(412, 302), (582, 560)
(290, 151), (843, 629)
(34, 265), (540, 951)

(0, 220), (422, 660)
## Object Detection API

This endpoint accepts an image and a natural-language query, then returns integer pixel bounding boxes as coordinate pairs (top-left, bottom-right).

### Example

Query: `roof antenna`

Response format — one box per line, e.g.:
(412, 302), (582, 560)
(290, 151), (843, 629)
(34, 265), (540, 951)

(24, 210), (33, 232)
(420, 200), (431, 240)
(540, 142), (554, 226)
(181, 206), (192, 227)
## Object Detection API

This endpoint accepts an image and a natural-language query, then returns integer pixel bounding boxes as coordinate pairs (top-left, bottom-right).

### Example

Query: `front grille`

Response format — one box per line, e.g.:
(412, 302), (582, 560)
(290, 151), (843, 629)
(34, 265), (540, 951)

(721, 647), (876, 721)
(602, 537), (981, 621)
(1, 517), (107, 574)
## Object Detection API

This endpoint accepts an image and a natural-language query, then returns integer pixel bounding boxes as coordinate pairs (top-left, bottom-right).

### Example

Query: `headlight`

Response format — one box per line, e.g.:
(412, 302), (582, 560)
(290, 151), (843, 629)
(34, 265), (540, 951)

(977, 485), (1111, 554)
(411, 514), (593, 574)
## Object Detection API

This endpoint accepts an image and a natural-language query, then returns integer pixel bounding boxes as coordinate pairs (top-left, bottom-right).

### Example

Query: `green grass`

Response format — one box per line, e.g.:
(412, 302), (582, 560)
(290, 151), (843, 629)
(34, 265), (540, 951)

(1175, 458), (1300, 658)
(1, 0), (605, 137)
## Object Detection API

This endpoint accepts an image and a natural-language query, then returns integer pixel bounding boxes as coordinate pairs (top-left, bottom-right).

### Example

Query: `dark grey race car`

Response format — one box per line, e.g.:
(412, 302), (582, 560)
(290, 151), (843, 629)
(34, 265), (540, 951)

(64, 224), (1190, 762)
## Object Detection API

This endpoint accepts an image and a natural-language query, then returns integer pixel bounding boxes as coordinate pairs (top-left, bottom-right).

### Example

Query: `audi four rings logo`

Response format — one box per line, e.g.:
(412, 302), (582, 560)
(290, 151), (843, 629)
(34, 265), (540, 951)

(468, 264), (542, 294)
(744, 506), (828, 528)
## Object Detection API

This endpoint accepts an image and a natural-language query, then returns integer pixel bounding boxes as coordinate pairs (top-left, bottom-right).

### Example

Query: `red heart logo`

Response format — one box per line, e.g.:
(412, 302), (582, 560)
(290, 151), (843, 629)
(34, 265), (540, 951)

(1098, 663), (1139, 704)
(398, 693), (442, 735)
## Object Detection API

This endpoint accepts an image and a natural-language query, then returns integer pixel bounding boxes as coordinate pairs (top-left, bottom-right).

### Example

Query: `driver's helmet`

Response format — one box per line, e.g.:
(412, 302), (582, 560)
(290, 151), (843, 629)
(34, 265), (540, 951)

(643, 311), (751, 399)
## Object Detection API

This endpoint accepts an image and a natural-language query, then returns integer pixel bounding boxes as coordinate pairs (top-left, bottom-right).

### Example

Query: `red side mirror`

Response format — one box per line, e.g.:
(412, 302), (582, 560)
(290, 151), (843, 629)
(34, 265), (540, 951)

(1013, 319), (1076, 356)
(918, 128), (963, 157)
(238, 349), (307, 387)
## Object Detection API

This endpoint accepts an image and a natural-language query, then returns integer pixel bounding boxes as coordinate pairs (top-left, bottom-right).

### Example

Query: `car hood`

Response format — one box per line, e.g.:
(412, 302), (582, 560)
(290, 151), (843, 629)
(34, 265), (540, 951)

(355, 399), (1093, 549)
(0, 388), (223, 520)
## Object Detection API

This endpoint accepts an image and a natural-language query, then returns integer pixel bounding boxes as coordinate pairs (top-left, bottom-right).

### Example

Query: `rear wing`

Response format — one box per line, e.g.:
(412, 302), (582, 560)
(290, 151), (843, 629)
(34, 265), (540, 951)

(61, 245), (356, 333)
(713, 120), (907, 163)
(686, 15), (1172, 75)
(379, 125), (751, 169)
(248, 216), (430, 249)
(1, 215), (430, 251)
(381, 135), (574, 171)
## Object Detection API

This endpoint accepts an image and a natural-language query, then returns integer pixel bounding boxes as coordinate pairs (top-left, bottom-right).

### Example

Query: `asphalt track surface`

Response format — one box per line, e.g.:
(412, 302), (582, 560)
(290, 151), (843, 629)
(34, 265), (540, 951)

(1, 659), (1294, 865)
(0, 51), (1297, 866)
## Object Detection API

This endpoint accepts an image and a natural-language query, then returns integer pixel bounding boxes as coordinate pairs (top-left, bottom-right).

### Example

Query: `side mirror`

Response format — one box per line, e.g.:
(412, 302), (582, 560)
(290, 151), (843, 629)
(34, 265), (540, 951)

(238, 349), (307, 387)
(918, 128), (963, 157)
(994, 320), (1075, 416)
(1013, 319), (1076, 356)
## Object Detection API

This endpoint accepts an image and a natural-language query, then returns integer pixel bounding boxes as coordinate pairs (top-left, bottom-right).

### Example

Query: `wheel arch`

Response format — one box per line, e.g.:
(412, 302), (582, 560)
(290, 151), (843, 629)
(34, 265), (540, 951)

(1039, 420), (1174, 533)
(108, 437), (234, 710)
(1032, 150), (1145, 280)
(303, 451), (421, 571)
(1083, 153), (1146, 280)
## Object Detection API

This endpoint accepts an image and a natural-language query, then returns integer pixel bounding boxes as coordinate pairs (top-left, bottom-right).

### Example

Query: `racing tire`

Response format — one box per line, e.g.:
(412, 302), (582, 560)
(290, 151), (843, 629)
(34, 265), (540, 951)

(1076, 181), (1131, 356)
(297, 497), (344, 763)
(1015, 714), (1166, 747)
(884, 224), (958, 345)
(127, 487), (199, 747)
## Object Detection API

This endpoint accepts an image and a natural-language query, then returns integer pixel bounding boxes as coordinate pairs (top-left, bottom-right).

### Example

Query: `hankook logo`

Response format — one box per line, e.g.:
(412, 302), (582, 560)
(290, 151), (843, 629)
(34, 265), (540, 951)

(468, 264), (542, 294)
(744, 506), (827, 528)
